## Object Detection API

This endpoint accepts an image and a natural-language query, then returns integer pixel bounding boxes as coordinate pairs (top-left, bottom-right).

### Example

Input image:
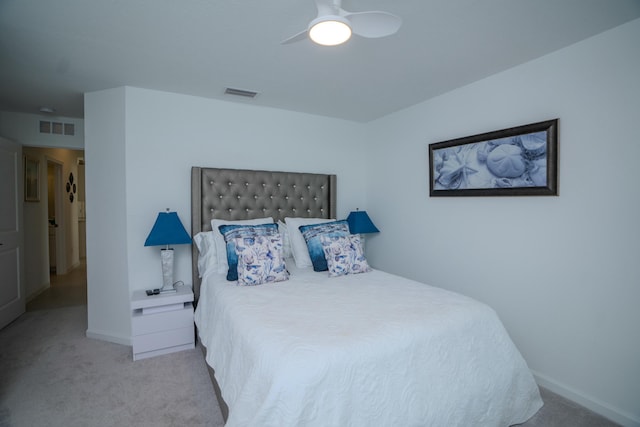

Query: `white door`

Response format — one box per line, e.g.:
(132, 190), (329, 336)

(0, 137), (24, 329)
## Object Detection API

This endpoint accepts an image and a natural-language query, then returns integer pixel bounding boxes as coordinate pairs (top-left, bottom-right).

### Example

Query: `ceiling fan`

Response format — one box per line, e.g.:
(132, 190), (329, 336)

(281, 0), (402, 46)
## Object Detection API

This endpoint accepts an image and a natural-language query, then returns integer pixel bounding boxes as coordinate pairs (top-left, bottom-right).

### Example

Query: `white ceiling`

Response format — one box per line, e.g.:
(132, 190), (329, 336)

(1, 0), (639, 122)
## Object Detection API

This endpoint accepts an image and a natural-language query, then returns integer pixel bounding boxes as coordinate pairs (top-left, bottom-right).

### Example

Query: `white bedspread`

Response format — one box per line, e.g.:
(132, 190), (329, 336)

(195, 264), (542, 427)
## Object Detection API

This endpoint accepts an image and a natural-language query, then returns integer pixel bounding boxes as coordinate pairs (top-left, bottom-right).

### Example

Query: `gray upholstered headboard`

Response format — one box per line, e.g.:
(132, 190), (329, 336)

(191, 167), (337, 300)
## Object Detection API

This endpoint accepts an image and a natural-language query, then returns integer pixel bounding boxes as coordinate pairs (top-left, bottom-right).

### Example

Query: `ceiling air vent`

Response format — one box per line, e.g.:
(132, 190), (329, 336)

(224, 87), (259, 98)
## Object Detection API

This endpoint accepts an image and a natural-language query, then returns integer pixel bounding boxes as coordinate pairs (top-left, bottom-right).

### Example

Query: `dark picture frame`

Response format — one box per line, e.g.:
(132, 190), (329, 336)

(429, 119), (558, 197)
(24, 156), (40, 202)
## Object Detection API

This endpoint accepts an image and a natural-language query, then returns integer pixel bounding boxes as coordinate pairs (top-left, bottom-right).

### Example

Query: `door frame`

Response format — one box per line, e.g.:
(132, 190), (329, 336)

(46, 157), (67, 275)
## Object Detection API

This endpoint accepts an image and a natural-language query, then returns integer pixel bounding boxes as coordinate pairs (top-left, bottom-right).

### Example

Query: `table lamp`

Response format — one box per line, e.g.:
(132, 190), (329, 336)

(346, 209), (379, 248)
(144, 209), (192, 291)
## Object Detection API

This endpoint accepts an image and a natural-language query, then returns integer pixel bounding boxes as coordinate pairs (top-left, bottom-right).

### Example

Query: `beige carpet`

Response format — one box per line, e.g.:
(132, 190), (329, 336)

(0, 305), (223, 427)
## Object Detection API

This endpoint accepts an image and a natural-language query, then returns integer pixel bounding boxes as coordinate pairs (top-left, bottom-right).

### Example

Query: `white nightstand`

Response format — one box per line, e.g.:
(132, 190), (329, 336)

(130, 285), (195, 361)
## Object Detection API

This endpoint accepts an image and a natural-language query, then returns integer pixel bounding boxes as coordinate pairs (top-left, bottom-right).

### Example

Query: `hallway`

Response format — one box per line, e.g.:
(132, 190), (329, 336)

(27, 261), (87, 311)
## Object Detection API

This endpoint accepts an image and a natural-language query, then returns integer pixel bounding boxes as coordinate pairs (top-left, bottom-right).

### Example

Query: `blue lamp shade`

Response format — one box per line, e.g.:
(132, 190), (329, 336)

(346, 210), (379, 234)
(144, 211), (192, 247)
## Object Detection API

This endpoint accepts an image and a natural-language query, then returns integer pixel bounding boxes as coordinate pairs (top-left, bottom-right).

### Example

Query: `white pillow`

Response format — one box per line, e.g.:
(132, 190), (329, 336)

(284, 217), (335, 268)
(277, 220), (293, 260)
(211, 217), (274, 274)
(193, 231), (217, 278)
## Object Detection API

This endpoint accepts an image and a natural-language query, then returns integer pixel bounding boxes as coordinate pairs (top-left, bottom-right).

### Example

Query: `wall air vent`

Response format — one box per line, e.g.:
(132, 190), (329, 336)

(224, 87), (259, 98)
(39, 120), (75, 136)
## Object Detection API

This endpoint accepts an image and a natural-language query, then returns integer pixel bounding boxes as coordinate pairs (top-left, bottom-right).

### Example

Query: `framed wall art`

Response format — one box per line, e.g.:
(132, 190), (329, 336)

(429, 119), (558, 197)
(24, 156), (40, 202)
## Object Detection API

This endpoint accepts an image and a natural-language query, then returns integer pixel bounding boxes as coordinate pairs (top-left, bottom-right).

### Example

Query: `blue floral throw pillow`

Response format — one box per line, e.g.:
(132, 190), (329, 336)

(218, 223), (279, 281)
(233, 234), (289, 286)
(299, 220), (350, 272)
(320, 234), (371, 277)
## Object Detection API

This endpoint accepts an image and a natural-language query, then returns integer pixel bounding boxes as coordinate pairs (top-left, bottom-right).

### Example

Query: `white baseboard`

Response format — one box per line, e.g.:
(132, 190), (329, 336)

(86, 329), (131, 347)
(532, 370), (640, 427)
(26, 283), (50, 302)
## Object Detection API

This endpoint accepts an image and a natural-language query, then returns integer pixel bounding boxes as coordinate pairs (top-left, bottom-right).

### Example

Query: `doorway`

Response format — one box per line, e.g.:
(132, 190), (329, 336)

(21, 147), (85, 303)
(27, 157), (87, 311)
(47, 159), (65, 275)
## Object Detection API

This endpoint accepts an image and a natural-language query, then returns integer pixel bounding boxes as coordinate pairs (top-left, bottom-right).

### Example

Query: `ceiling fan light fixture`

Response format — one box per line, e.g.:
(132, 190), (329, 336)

(309, 16), (352, 46)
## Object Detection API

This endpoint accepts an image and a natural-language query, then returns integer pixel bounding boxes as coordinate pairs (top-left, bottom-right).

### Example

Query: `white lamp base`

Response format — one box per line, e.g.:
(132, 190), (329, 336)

(160, 249), (174, 290)
(357, 233), (367, 254)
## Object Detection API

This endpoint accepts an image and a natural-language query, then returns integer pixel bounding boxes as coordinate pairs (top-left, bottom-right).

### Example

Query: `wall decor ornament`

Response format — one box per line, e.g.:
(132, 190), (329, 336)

(66, 172), (77, 203)
(24, 156), (40, 202)
(428, 119), (558, 197)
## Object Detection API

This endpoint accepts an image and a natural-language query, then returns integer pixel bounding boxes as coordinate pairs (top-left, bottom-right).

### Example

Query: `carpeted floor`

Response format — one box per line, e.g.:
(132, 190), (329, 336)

(0, 264), (619, 427)
(0, 304), (223, 427)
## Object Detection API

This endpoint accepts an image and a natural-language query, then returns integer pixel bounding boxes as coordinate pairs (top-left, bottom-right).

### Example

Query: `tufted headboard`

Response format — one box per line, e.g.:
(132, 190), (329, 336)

(191, 166), (337, 299)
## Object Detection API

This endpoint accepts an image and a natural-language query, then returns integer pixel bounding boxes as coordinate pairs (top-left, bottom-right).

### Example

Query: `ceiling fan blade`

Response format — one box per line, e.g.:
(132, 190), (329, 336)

(281, 29), (309, 44)
(345, 11), (402, 38)
(281, 0), (329, 44)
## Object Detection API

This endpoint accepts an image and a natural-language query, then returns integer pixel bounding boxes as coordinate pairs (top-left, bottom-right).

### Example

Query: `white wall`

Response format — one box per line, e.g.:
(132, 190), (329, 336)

(0, 111), (84, 149)
(365, 18), (640, 426)
(84, 87), (131, 345)
(85, 86), (367, 344)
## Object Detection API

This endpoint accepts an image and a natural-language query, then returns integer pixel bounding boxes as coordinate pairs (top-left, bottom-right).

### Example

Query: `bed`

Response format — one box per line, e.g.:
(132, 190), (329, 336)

(191, 166), (543, 427)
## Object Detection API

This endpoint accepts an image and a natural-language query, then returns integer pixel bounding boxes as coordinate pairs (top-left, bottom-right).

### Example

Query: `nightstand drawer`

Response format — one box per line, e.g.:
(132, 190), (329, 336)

(132, 326), (194, 355)
(130, 286), (194, 361)
(132, 303), (193, 335)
